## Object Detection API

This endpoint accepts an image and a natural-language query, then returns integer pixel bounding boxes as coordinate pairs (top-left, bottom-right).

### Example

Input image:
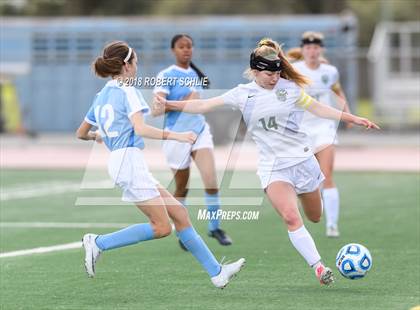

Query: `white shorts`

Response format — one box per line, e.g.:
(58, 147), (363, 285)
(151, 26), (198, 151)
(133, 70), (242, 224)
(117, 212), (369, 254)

(108, 147), (160, 203)
(258, 156), (325, 194)
(306, 122), (338, 153)
(162, 123), (214, 170)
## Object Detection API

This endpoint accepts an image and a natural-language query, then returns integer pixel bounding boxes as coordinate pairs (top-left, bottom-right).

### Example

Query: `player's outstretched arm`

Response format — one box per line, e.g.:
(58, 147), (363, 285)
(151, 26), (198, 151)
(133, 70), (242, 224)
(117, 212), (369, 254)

(306, 99), (380, 130)
(130, 111), (196, 143)
(151, 91), (201, 117)
(153, 94), (224, 114)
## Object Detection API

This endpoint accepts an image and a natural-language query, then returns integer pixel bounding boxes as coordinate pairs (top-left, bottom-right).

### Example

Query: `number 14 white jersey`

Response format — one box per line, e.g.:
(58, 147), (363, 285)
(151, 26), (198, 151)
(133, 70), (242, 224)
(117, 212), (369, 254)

(221, 79), (315, 174)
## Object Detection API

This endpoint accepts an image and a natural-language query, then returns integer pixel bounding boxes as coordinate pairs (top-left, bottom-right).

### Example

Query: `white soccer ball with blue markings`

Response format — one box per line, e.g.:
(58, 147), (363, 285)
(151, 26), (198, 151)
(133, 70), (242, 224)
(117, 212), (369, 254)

(336, 243), (372, 280)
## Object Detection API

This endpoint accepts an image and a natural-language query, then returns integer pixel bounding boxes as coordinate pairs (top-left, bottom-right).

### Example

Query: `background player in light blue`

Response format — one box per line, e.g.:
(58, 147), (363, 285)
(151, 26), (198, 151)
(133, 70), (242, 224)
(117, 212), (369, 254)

(153, 34), (232, 250)
(76, 41), (245, 288)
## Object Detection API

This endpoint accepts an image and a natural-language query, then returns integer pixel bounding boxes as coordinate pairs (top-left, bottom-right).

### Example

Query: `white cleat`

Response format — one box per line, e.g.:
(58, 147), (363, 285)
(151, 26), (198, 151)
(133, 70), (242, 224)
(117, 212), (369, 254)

(326, 225), (340, 238)
(315, 264), (334, 286)
(82, 233), (101, 278)
(211, 258), (246, 289)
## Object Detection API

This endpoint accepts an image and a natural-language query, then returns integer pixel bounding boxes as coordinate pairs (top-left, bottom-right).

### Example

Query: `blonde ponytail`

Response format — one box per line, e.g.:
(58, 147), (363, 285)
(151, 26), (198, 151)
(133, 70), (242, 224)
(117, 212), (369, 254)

(248, 38), (309, 87)
(278, 48), (309, 87)
(286, 47), (303, 62)
(258, 37), (281, 51)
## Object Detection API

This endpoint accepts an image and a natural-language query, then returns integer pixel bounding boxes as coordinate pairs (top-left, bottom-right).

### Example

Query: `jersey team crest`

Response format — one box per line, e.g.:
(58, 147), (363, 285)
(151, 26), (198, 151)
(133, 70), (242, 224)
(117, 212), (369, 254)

(276, 89), (287, 101)
(321, 74), (329, 84)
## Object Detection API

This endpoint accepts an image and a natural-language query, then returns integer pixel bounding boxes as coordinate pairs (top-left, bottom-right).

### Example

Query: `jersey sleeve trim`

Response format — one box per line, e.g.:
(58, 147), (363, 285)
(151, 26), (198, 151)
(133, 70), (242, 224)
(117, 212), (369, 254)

(153, 70), (171, 94)
(124, 87), (150, 118)
(84, 116), (97, 126)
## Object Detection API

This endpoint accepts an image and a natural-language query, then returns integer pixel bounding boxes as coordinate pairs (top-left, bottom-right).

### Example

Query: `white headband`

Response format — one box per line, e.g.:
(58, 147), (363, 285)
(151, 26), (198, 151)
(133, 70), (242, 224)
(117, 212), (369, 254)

(124, 47), (132, 63)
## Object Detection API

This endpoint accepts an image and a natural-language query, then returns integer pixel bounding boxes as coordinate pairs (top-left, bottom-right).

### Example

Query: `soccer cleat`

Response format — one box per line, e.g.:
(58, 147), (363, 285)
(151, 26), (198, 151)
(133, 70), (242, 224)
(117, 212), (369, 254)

(178, 239), (188, 252)
(326, 225), (340, 238)
(208, 228), (233, 246)
(315, 263), (334, 286)
(82, 233), (101, 278)
(211, 258), (245, 289)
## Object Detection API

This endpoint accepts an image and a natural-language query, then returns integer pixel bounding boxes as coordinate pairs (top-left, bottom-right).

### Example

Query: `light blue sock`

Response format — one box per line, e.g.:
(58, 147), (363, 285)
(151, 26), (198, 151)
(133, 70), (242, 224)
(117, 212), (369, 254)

(205, 192), (221, 232)
(178, 226), (221, 277)
(95, 223), (154, 251)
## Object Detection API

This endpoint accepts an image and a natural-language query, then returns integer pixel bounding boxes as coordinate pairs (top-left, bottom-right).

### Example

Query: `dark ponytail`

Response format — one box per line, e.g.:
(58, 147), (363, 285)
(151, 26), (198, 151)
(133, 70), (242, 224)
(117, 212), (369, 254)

(190, 61), (210, 89)
(171, 34), (210, 89)
(93, 41), (135, 78)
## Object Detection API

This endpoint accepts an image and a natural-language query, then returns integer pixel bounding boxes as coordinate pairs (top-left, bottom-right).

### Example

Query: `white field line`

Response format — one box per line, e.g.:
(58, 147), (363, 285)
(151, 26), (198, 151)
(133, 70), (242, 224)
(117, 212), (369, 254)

(0, 180), (112, 201)
(75, 197), (264, 206)
(1, 179), (265, 206)
(0, 222), (133, 228)
(0, 241), (82, 258)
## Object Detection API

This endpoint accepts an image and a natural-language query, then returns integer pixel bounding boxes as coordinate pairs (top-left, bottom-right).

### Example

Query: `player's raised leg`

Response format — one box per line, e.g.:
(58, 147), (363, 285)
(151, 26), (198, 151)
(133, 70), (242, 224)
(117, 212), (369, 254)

(83, 195), (172, 277)
(266, 181), (333, 285)
(299, 188), (323, 224)
(158, 187), (244, 288)
(298, 188), (334, 284)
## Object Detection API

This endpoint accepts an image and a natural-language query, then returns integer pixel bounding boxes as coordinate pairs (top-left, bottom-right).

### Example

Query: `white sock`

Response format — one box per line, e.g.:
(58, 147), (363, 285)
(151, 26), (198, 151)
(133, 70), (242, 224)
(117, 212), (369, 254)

(312, 261), (323, 271)
(322, 187), (339, 228)
(288, 225), (321, 267)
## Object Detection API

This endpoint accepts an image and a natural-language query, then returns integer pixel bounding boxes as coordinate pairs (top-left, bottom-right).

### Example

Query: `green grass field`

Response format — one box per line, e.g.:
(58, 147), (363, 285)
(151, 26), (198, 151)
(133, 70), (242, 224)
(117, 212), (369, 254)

(0, 170), (419, 310)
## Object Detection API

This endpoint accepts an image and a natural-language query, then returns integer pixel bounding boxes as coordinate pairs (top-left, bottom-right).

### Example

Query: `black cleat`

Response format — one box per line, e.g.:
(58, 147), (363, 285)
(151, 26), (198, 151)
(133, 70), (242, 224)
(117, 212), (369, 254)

(208, 228), (233, 246)
(178, 239), (188, 251)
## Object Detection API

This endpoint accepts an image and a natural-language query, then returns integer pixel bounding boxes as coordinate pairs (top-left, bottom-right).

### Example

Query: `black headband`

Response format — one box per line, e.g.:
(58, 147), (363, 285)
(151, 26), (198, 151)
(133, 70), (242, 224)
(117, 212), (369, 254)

(250, 52), (282, 72)
(301, 37), (324, 47)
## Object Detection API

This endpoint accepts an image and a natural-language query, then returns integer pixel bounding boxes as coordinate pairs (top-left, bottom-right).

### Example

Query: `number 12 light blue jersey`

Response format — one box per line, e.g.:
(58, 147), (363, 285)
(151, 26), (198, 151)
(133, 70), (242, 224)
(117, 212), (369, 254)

(84, 79), (150, 151)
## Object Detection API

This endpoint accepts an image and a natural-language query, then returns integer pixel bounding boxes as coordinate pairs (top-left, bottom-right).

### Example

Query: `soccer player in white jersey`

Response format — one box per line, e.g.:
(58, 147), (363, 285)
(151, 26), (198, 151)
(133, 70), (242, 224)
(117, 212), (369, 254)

(76, 41), (244, 288)
(153, 34), (232, 250)
(153, 38), (379, 286)
(289, 32), (352, 237)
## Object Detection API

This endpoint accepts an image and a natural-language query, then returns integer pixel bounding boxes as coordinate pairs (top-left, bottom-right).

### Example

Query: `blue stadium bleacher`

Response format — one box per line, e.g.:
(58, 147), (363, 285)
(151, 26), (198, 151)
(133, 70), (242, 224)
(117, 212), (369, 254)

(0, 15), (358, 132)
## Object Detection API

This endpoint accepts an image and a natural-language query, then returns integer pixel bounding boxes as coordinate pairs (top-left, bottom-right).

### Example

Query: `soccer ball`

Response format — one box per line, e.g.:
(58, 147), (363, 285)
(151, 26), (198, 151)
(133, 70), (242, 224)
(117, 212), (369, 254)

(336, 243), (372, 280)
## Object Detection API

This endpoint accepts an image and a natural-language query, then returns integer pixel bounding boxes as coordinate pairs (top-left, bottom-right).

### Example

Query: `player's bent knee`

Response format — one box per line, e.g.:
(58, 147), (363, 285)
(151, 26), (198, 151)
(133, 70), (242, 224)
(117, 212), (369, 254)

(172, 210), (191, 229)
(281, 210), (301, 228)
(152, 223), (172, 238)
(323, 178), (335, 188)
(308, 215), (321, 223)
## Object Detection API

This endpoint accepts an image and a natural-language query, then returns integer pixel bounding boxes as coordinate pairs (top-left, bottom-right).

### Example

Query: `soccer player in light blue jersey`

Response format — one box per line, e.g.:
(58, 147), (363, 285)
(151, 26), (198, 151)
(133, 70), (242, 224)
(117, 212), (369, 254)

(153, 34), (232, 250)
(76, 41), (244, 288)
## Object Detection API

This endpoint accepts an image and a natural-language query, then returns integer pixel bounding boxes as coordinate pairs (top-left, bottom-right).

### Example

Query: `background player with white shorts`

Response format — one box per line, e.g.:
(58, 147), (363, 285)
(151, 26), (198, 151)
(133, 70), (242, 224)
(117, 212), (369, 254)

(289, 32), (352, 237)
(153, 34), (232, 250)
(153, 38), (379, 286)
(76, 41), (244, 288)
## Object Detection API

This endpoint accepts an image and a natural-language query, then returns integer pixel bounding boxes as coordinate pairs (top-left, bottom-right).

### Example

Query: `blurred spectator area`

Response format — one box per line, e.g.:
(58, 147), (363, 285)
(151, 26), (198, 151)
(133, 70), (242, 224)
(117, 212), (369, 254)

(368, 21), (420, 129)
(0, 15), (358, 140)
